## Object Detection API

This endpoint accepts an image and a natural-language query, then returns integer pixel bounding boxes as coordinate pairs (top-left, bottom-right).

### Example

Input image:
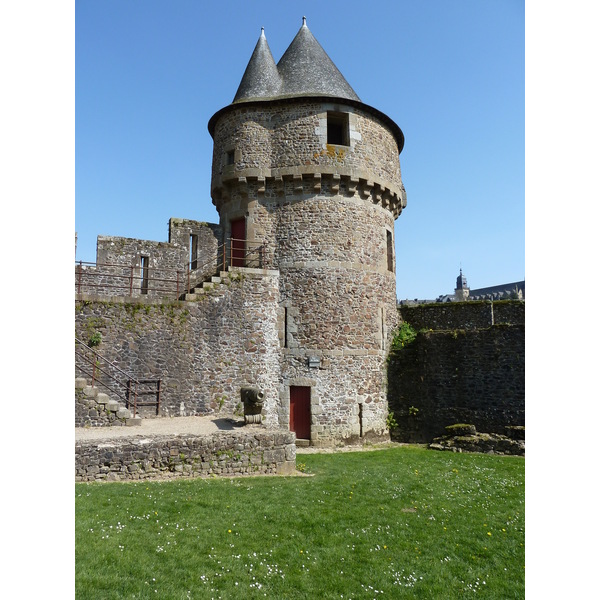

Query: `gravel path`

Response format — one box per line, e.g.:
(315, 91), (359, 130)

(75, 415), (245, 441)
(75, 416), (406, 454)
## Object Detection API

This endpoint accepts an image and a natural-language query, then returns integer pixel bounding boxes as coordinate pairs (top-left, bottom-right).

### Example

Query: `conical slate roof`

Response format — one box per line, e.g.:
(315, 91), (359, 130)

(232, 17), (360, 104)
(233, 28), (281, 103)
(210, 18), (404, 153)
(276, 18), (360, 101)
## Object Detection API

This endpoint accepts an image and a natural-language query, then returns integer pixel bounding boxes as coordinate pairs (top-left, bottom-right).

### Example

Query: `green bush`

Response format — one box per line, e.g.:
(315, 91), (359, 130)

(390, 322), (417, 351)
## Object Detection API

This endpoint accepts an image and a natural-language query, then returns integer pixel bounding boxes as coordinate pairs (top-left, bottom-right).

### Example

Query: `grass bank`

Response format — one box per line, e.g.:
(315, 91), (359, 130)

(76, 446), (524, 599)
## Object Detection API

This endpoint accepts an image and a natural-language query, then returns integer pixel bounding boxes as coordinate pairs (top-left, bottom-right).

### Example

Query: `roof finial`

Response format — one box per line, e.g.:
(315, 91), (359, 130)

(302, 16), (307, 27)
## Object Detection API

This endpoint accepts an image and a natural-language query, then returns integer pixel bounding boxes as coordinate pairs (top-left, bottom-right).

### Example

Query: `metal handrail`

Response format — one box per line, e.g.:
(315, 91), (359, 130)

(184, 242), (227, 294)
(75, 337), (160, 417)
(76, 260), (186, 298)
(76, 238), (270, 299)
(228, 238), (266, 269)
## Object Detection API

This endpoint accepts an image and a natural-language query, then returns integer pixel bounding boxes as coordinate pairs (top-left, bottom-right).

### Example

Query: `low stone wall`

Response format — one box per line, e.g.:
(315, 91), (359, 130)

(75, 430), (297, 482)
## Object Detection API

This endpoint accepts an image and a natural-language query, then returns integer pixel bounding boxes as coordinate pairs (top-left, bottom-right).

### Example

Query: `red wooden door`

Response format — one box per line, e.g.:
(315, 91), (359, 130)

(290, 386), (311, 440)
(230, 218), (246, 267)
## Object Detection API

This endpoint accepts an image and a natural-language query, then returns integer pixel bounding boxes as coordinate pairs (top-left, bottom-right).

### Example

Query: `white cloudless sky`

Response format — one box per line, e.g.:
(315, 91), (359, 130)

(74, 0), (524, 300)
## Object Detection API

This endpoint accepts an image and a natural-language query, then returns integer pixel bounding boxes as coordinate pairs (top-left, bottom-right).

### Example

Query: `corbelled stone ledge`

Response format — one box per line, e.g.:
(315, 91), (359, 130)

(75, 430), (297, 482)
(212, 171), (407, 218)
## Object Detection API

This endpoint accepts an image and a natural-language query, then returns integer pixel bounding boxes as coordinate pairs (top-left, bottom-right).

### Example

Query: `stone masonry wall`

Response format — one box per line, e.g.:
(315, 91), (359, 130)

(398, 300), (525, 331)
(280, 352), (391, 446)
(209, 98), (404, 445)
(75, 430), (296, 482)
(388, 301), (525, 443)
(75, 268), (281, 424)
(75, 219), (222, 299)
(210, 100), (405, 200)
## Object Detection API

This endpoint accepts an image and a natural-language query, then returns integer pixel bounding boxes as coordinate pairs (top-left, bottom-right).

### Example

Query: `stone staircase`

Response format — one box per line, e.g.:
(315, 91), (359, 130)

(75, 377), (142, 427)
(181, 269), (241, 301)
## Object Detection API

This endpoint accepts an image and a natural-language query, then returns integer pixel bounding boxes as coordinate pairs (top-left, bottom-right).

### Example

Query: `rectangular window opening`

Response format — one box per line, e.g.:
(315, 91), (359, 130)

(284, 307), (289, 348)
(190, 234), (198, 270)
(386, 230), (394, 272)
(358, 403), (364, 438)
(327, 112), (349, 146)
(140, 255), (149, 295)
(226, 150), (235, 165)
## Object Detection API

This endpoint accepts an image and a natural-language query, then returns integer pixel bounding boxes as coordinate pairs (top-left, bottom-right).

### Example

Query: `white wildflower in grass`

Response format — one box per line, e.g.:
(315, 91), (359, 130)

(391, 567), (422, 588)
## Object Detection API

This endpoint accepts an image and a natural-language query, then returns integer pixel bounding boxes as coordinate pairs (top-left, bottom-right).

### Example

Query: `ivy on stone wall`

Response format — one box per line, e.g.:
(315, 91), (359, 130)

(389, 322), (417, 352)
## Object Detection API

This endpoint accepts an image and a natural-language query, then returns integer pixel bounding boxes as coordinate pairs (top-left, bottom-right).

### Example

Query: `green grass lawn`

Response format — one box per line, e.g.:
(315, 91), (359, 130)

(75, 446), (524, 599)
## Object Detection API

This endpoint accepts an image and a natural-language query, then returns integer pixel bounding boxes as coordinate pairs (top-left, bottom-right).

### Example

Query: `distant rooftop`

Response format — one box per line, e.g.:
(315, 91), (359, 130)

(398, 276), (525, 305)
(468, 281), (525, 301)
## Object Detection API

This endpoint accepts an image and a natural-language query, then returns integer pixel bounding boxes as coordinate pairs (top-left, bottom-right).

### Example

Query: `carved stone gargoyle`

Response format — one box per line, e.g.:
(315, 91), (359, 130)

(240, 387), (264, 424)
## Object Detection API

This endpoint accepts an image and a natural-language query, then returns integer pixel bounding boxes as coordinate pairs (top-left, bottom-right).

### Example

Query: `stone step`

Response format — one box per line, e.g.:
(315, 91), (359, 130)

(116, 407), (132, 419)
(96, 392), (110, 406)
(181, 269), (244, 301)
(83, 385), (98, 398)
(76, 378), (139, 426)
(75, 377), (88, 389)
(107, 400), (120, 412)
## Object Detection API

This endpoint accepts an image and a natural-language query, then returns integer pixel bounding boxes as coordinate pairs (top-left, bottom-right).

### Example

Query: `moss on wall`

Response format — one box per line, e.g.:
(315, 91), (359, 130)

(388, 301), (524, 442)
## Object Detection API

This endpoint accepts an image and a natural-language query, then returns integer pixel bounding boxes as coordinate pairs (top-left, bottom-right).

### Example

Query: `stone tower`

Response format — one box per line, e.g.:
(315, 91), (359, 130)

(208, 19), (407, 445)
(454, 268), (470, 301)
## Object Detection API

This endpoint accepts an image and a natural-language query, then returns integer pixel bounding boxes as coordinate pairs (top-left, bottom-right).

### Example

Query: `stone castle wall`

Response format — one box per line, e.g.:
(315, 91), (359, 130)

(396, 300), (525, 331)
(75, 268), (281, 423)
(388, 301), (525, 442)
(76, 96), (408, 446)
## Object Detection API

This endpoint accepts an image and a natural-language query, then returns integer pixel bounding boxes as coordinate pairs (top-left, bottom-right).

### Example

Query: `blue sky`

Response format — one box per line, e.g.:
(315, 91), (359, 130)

(75, 0), (524, 300)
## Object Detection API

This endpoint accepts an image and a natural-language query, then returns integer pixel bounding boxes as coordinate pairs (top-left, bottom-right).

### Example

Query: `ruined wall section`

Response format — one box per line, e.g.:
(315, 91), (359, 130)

(75, 268), (281, 425)
(75, 219), (222, 299)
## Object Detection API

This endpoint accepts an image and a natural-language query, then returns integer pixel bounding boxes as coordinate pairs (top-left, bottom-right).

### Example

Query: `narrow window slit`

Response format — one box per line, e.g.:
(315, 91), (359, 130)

(140, 256), (149, 295)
